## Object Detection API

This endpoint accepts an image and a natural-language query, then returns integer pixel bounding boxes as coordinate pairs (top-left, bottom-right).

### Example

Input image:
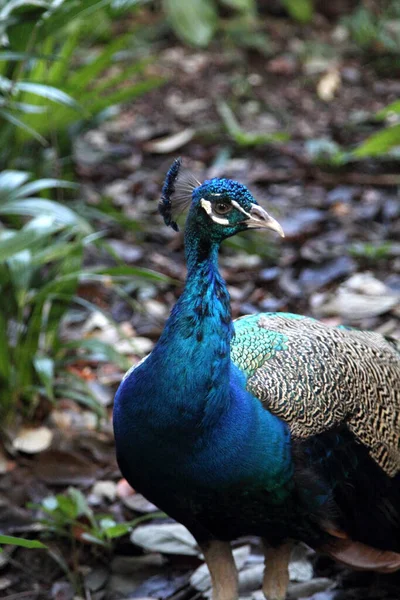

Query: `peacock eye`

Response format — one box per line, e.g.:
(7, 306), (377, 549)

(214, 201), (231, 215)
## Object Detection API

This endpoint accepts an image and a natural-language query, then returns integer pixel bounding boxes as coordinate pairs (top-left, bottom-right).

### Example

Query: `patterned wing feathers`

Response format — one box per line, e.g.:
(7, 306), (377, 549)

(231, 314), (400, 477)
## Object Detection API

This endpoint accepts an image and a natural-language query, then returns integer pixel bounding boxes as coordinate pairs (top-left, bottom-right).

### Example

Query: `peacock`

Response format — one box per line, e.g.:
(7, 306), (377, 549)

(113, 158), (400, 600)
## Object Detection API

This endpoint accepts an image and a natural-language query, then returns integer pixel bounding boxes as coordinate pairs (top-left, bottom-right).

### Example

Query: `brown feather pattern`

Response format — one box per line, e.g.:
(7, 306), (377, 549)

(232, 314), (400, 477)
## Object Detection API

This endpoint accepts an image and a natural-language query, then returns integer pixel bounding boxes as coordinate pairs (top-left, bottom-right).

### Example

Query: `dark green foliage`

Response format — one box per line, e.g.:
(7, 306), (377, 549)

(0, 0), (163, 166)
(0, 171), (169, 420)
(343, 2), (400, 54)
(32, 487), (160, 547)
(162, 0), (256, 47)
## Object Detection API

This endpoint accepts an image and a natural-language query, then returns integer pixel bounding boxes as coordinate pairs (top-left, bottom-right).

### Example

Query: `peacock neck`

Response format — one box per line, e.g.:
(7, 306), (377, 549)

(153, 227), (233, 427)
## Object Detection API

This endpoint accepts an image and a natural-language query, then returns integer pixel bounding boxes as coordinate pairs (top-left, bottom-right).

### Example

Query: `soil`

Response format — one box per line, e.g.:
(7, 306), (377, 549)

(1, 6), (399, 600)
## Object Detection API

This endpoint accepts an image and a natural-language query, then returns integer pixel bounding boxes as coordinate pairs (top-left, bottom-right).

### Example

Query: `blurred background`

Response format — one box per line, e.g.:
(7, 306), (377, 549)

(0, 0), (399, 598)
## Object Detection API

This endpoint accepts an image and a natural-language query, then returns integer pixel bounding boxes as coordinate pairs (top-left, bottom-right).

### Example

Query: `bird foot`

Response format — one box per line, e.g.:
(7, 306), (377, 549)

(262, 540), (293, 600)
(200, 539), (239, 600)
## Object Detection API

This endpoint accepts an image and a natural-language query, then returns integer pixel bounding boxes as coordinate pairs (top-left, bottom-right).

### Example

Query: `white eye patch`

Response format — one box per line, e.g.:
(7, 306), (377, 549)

(200, 198), (230, 225)
(231, 199), (251, 219)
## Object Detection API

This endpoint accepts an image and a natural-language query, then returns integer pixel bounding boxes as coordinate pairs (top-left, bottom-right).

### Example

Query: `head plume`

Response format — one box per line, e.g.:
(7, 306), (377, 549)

(159, 158), (200, 231)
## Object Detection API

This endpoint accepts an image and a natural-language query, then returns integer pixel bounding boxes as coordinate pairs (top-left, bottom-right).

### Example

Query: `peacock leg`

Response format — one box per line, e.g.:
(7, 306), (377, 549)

(200, 540), (239, 600)
(261, 540), (293, 600)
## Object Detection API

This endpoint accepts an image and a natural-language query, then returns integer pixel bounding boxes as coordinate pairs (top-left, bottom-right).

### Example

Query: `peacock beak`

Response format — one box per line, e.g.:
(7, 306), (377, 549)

(246, 205), (285, 237)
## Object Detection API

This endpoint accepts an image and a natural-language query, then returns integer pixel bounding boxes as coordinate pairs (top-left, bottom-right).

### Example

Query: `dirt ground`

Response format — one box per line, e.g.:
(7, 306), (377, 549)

(1, 7), (400, 599)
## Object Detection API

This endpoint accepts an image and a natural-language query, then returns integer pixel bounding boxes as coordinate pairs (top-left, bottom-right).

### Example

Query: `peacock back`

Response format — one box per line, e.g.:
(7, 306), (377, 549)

(232, 313), (400, 477)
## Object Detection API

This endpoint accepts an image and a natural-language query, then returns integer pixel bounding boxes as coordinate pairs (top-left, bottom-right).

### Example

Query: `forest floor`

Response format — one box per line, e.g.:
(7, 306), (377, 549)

(1, 8), (400, 600)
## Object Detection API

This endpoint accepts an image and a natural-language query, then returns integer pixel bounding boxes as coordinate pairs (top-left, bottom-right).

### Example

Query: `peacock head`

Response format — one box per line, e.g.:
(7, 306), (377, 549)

(159, 158), (284, 243)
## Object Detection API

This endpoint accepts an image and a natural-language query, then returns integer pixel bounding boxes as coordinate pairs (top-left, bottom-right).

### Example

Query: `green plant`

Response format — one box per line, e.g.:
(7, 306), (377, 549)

(217, 101), (289, 146)
(352, 98), (400, 158)
(29, 487), (163, 596)
(0, 0), (163, 164)
(34, 487), (158, 547)
(0, 534), (46, 549)
(162, 0), (256, 47)
(342, 2), (400, 54)
(0, 171), (170, 420)
(281, 0), (314, 24)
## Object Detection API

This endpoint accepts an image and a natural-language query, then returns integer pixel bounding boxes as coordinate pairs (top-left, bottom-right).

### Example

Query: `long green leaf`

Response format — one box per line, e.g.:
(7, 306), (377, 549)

(0, 310), (11, 380)
(87, 265), (173, 283)
(282, 0), (314, 23)
(80, 78), (163, 115)
(219, 0), (255, 13)
(353, 123), (400, 158)
(34, 355), (54, 400)
(16, 82), (81, 110)
(163, 0), (218, 47)
(0, 199), (92, 232)
(46, 25), (82, 85)
(0, 51), (57, 62)
(377, 100), (400, 119)
(93, 57), (154, 94)
(0, 109), (47, 144)
(40, 0), (112, 37)
(7, 101), (47, 114)
(68, 32), (135, 89)
(0, 534), (46, 549)
(16, 178), (78, 198)
(0, 219), (62, 262)
(0, 170), (30, 195)
(218, 102), (289, 146)
(63, 339), (129, 370)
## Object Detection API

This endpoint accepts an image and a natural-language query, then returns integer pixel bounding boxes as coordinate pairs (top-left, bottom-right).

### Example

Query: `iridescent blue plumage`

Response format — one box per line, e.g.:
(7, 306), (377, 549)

(114, 161), (400, 600)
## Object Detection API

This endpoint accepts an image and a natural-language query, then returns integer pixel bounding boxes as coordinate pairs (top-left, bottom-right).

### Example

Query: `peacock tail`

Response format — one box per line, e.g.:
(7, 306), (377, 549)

(232, 313), (400, 477)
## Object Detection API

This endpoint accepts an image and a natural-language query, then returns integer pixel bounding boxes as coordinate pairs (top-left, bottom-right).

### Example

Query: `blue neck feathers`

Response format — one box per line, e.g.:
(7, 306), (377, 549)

(151, 222), (234, 428)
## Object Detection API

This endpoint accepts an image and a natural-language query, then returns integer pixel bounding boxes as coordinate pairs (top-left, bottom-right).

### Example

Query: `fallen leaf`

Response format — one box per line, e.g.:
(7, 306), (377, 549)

(317, 69), (341, 101)
(288, 553), (313, 582)
(315, 292), (398, 320)
(33, 450), (98, 485)
(122, 493), (158, 513)
(346, 272), (390, 296)
(131, 523), (198, 555)
(287, 577), (335, 599)
(143, 128), (195, 153)
(0, 577), (12, 592)
(13, 426), (53, 454)
(312, 273), (399, 320)
(91, 480), (117, 502)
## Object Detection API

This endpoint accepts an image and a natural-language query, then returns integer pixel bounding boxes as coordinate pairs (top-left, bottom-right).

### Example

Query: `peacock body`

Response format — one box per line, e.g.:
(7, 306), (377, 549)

(113, 159), (400, 600)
